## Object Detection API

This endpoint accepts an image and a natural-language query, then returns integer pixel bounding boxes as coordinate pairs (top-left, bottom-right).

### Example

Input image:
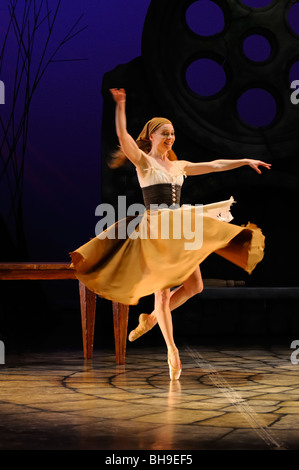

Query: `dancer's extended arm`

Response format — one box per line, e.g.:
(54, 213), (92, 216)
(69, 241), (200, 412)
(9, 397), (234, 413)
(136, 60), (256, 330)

(180, 158), (271, 176)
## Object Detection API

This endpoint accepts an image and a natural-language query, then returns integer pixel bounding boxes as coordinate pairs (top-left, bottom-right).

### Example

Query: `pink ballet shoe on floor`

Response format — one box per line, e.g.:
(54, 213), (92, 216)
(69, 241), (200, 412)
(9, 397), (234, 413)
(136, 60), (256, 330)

(128, 314), (156, 342)
(168, 348), (182, 381)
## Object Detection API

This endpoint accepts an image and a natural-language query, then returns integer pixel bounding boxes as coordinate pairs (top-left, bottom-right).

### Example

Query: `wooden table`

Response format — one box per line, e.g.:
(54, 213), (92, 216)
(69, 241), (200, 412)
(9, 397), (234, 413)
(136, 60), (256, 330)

(0, 262), (129, 364)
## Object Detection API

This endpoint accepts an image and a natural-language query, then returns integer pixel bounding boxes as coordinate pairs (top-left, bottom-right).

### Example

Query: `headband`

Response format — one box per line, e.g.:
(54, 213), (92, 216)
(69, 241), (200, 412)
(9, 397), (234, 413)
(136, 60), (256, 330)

(136, 117), (173, 142)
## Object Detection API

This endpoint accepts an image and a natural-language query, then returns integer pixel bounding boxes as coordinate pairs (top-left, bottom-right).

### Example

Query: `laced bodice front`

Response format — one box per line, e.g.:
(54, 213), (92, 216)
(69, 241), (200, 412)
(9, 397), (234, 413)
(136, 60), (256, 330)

(136, 157), (187, 209)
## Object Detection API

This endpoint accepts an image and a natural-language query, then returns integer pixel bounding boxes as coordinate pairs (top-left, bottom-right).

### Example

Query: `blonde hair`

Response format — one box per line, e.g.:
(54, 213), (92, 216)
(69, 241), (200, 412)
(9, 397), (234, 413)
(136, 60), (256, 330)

(109, 117), (178, 168)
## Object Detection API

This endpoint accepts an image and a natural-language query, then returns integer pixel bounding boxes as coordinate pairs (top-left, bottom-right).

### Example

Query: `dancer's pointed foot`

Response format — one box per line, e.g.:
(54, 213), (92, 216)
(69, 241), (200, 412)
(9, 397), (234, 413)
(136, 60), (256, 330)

(167, 346), (182, 381)
(128, 313), (156, 342)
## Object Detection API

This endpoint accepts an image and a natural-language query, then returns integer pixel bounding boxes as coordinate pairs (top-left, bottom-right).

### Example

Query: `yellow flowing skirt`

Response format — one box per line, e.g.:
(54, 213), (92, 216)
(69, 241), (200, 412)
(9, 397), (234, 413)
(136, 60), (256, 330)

(69, 198), (265, 305)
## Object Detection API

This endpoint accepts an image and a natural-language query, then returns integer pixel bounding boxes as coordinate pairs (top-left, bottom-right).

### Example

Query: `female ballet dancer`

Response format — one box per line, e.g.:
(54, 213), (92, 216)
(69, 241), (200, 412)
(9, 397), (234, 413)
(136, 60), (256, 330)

(70, 88), (270, 380)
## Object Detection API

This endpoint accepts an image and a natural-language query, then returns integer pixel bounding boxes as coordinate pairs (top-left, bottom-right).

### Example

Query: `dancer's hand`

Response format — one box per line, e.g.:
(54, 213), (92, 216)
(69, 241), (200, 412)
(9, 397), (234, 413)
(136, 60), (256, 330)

(247, 159), (272, 174)
(110, 88), (126, 104)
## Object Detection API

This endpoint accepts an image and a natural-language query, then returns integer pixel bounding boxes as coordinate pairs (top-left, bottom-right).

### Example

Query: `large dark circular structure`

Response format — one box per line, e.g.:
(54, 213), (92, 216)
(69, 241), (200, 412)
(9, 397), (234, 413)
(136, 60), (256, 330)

(102, 0), (299, 286)
(142, 0), (299, 159)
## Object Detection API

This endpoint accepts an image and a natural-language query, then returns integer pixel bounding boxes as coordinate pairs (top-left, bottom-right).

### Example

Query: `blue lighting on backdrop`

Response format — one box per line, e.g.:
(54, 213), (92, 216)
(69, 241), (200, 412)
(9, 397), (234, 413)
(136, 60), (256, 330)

(0, 0), (151, 260)
(288, 2), (299, 36)
(185, 0), (225, 36)
(186, 58), (227, 97)
(242, 34), (272, 63)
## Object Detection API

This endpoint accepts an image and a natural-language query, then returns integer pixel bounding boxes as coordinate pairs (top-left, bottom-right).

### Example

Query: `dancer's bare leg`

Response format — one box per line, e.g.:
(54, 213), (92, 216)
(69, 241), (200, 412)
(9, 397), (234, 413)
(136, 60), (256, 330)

(128, 266), (203, 342)
(150, 265), (203, 324)
(171, 265), (204, 310)
(154, 289), (180, 372)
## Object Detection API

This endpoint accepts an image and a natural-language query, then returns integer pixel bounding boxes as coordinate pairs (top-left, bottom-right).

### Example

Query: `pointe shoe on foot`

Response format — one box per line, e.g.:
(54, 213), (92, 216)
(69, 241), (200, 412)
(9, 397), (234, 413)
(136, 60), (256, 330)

(168, 348), (182, 381)
(128, 314), (155, 342)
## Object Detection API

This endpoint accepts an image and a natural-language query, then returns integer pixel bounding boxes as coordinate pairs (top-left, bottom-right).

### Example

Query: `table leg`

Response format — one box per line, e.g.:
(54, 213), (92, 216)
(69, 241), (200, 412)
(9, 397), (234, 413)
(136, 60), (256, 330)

(112, 302), (129, 365)
(79, 281), (96, 359)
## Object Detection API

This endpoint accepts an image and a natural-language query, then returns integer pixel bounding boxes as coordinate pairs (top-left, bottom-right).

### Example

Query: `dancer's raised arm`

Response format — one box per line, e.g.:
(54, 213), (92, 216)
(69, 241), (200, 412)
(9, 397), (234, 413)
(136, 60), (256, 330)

(110, 88), (142, 166)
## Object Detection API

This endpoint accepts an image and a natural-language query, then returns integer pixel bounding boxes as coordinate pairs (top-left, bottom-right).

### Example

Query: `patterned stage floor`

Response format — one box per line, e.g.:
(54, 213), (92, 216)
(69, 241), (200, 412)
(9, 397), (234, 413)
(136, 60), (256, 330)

(0, 345), (299, 450)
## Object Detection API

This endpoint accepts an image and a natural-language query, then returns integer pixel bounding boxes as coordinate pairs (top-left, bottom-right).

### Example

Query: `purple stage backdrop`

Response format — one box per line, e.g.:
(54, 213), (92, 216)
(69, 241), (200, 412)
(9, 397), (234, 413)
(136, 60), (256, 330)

(0, 0), (151, 261)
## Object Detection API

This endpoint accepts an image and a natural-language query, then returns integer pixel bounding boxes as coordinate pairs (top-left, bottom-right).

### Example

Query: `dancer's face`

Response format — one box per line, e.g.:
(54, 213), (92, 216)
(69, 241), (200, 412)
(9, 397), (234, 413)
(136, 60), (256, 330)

(150, 124), (175, 154)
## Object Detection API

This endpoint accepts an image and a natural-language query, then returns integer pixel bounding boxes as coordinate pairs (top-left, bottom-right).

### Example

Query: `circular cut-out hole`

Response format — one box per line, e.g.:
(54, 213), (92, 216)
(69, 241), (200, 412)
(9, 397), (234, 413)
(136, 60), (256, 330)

(243, 34), (272, 62)
(288, 2), (299, 36)
(186, 0), (225, 37)
(237, 88), (277, 128)
(186, 58), (226, 97)
(240, 0), (274, 8)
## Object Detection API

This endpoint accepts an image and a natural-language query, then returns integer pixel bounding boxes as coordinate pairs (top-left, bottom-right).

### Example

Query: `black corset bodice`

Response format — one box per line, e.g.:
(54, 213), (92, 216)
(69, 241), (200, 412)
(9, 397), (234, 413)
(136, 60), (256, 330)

(142, 183), (181, 210)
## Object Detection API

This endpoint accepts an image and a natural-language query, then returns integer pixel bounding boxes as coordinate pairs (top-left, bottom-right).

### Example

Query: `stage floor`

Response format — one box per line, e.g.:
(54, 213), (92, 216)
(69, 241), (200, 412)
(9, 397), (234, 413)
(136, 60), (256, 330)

(0, 345), (299, 450)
